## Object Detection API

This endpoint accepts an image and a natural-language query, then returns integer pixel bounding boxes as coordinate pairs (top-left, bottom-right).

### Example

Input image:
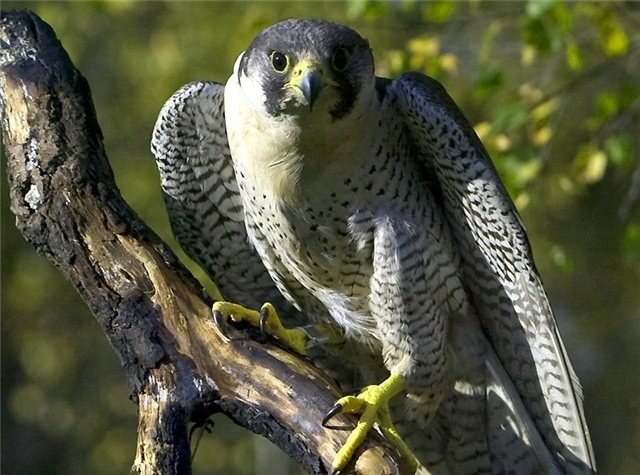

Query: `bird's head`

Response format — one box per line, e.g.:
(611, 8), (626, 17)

(233, 19), (375, 122)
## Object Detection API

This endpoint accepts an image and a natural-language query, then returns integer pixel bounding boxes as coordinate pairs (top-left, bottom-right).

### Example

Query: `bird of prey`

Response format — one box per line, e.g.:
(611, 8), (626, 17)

(152, 18), (595, 474)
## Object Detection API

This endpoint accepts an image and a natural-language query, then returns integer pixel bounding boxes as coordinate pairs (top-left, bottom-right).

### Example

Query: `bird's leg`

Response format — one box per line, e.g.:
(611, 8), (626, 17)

(213, 301), (342, 355)
(323, 372), (418, 473)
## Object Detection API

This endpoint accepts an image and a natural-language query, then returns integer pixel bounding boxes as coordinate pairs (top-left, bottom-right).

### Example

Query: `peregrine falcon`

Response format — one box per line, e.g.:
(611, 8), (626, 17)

(152, 19), (595, 474)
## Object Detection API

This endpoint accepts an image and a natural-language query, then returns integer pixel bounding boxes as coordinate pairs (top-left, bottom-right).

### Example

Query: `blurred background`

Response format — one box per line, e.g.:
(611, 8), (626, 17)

(2, 1), (639, 474)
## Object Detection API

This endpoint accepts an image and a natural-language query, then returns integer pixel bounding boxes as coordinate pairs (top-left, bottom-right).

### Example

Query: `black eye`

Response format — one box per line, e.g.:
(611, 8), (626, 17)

(331, 47), (351, 72)
(270, 51), (288, 72)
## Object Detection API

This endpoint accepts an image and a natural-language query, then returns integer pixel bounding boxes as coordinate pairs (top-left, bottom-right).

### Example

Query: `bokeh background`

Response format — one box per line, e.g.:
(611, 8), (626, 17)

(2, 1), (639, 474)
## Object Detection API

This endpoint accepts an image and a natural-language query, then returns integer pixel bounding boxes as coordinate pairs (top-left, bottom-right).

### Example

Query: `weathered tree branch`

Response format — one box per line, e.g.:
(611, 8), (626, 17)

(0, 10), (409, 475)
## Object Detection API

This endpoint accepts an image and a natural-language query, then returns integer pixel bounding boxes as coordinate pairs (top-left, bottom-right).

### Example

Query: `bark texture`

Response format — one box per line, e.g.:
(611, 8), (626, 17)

(0, 10), (409, 475)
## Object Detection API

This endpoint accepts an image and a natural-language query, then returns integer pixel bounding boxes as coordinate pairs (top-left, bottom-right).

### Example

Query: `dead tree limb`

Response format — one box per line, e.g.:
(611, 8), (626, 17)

(0, 10), (409, 475)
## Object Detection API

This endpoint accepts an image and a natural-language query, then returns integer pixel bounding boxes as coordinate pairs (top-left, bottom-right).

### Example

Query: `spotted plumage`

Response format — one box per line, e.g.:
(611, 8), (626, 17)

(152, 19), (595, 474)
(151, 82), (297, 314)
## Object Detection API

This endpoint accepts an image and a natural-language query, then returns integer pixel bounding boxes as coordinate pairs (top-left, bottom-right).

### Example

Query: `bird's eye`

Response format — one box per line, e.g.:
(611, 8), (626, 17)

(331, 47), (351, 72)
(270, 51), (289, 72)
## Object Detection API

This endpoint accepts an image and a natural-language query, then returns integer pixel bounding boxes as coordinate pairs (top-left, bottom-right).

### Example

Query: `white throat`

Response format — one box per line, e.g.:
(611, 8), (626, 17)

(224, 52), (379, 204)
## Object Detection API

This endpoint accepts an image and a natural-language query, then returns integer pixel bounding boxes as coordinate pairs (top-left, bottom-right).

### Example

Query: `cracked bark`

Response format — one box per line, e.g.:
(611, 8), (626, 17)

(0, 10), (410, 475)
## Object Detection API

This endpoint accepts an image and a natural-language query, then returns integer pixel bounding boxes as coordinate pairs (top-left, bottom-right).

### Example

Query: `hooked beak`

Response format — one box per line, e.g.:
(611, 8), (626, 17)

(289, 60), (324, 110)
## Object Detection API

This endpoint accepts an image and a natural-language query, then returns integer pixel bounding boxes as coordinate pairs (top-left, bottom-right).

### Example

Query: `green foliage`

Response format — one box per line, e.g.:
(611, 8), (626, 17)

(2, 2), (639, 475)
(346, 0), (389, 21)
(422, 0), (457, 24)
(624, 224), (640, 265)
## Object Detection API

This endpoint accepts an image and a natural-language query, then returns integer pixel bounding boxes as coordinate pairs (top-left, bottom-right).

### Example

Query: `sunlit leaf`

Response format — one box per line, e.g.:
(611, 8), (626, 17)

(531, 97), (560, 121)
(586, 91), (620, 130)
(493, 134), (511, 152)
(566, 39), (583, 71)
(598, 14), (629, 57)
(103, 0), (135, 13)
(550, 2), (572, 31)
(515, 191), (530, 210)
(385, 49), (407, 77)
(598, 92), (620, 115)
(407, 36), (440, 58)
(519, 82), (544, 104)
(604, 134), (633, 168)
(526, 0), (554, 18)
(391, 51), (407, 76)
(406, 36), (442, 74)
(474, 121), (492, 141)
(496, 153), (541, 196)
(519, 158), (543, 185)
(346, 0), (389, 21)
(533, 126), (553, 146)
(347, 0), (371, 19)
(422, 0), (457, 24)
(439, 53), (458, 74)
(479, 21), (502, 65)
(521, 44), (537, 65)
(559, 175), (576, 194)
(574, 144), (608, 184)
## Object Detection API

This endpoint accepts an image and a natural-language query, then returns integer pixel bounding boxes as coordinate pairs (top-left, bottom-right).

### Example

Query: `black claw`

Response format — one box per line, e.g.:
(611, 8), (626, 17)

(213, 310), (235, 341)
(259, 307), (270, 340)
(213, 310), (229, 338)
(322, 403), (343, 427)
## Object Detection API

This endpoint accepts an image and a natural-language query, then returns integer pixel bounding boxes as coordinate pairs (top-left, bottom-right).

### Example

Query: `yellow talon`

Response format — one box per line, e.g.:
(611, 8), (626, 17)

(212, 301), (309, 355)
(258, 302), (309, 354)
(323, 372), (418, 473)
(213, 301), (261, 326)
(213, 303), (414, 470)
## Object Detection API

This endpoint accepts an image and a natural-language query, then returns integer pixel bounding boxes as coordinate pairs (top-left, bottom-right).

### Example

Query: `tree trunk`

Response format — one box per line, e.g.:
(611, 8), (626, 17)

(0, 10), (409, 475)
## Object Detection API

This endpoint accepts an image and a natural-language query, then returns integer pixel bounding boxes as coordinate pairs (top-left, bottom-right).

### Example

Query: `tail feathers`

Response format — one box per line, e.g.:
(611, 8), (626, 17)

(485, 349), (562, 474)
(391, 332), (564, 474)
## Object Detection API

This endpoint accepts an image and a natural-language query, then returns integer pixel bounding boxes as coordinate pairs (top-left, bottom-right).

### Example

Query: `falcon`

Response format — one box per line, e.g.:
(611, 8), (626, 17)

(152, 18), (595, 474)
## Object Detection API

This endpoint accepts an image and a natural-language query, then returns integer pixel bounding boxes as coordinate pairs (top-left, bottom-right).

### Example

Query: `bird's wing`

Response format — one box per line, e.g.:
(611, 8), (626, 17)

(383, 73), (595, 472)
(151, 81), (296, 313)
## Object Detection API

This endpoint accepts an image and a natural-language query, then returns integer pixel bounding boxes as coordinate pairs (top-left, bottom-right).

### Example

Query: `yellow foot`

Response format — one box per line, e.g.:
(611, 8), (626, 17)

(322, 372), (417, 474)
(212, 301), (342, 355)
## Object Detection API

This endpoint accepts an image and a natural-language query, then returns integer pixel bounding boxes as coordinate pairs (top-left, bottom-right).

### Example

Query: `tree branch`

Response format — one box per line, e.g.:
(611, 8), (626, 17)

(0, 10), (409, 475)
